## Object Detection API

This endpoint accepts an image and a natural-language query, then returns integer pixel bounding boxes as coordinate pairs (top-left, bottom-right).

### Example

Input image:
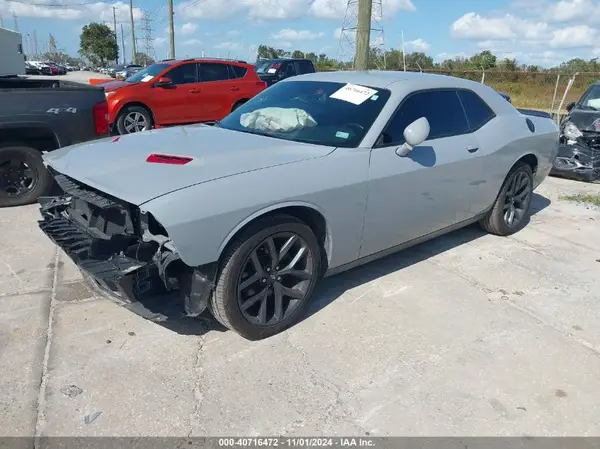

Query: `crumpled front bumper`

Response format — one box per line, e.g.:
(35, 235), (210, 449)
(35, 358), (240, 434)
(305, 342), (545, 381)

(38, 195), (213, 322)
(550, 142), (600, 182)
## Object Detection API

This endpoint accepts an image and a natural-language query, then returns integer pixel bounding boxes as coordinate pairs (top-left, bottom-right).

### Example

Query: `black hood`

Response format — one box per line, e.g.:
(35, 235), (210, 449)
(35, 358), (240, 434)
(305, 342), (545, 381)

(566, 108), (600, 132)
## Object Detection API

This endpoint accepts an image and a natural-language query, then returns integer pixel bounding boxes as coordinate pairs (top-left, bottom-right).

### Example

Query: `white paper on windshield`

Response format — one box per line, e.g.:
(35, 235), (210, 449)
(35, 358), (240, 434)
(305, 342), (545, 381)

(330, 83), (378, 105)
(268, 68), (277, 73)
(141, 75), (154, 82)
(587, 98), (600, 109)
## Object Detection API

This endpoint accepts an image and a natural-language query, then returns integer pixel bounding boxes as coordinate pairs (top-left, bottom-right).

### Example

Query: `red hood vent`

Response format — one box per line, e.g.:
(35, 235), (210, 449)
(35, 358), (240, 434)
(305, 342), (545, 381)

(146, 153), (193, 165)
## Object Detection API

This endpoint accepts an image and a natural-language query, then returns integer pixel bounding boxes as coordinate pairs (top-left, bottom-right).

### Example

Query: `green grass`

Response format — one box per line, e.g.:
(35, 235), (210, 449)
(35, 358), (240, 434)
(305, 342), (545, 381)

(561, 194), (600, 206)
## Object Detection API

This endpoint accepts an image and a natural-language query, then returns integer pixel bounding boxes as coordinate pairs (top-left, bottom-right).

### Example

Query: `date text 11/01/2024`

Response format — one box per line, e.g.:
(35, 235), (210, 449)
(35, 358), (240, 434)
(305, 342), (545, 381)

(218, 438), (376, 447)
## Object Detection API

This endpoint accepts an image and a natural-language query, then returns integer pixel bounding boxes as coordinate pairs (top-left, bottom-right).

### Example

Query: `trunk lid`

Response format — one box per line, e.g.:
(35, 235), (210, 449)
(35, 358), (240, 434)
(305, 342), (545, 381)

(43, 124), (334, 206)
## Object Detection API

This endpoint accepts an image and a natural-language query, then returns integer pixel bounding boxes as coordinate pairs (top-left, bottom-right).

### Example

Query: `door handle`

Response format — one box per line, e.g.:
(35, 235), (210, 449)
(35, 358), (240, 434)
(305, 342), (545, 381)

(467, 146), (479, 153)
(189, 89), (200, 93)
(230, 86), (240, 91)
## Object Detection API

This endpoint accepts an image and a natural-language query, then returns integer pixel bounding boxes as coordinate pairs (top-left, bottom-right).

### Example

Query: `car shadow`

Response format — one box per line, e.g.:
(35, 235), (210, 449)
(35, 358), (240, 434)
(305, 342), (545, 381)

(128, 192), (551, 337)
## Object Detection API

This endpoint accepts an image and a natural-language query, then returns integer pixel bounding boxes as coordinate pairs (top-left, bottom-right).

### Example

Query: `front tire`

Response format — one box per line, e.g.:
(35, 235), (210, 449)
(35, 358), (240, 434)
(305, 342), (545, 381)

(0, 146), (53, 207)
(479, 162), (534, 236)
(116, 105), (153, 135)
(210, 215), (322, 340)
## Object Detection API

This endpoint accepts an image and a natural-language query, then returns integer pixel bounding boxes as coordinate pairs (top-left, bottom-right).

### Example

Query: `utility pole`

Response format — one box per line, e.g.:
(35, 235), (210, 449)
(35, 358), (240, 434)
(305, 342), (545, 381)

(129, 0), (137, 64)
(33, 30), (38, 56)
(354, 0), (371, 70)
(120, 23), (126, 64)
(0, 12), (4, 28)
(401, 29), (406, 71)
(113, 6), (118, 65)
(12, 11), (18, 31)
(168, 0), (175, 59)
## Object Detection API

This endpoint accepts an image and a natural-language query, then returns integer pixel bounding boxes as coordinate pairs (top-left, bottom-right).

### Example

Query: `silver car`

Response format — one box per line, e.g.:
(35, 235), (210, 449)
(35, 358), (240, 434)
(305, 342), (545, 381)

(38, 71), (559, 340)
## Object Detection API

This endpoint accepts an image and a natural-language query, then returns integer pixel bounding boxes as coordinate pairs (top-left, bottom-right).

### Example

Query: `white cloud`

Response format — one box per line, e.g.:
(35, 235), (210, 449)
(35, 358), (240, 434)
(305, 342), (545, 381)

(405, 38), (430, 52)
(333, 27), (342, 39)
(226, 30), (242, 37)
(154, 37), (167, 46)
(178, 0), (307, 20)
(549, 24), (597, 47)
(270, 29), (325, 41)
(180, 22), (198, 35)
(215, 41), (243, 51)
(0, 0), (142, 21)
(182, 38), (202, 46)
(310, 0), (415, 19)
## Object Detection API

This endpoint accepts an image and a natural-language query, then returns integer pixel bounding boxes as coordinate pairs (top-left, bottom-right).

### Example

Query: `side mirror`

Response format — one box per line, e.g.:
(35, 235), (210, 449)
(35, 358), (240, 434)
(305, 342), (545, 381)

(155, 76), (173, 87)
(566, 102), (575, 112)
(396, 117), (430, 157)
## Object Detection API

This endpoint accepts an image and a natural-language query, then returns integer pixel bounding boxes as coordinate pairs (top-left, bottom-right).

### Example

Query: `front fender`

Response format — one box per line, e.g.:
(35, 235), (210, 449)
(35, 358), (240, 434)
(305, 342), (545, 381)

(140, 150), (370, 270)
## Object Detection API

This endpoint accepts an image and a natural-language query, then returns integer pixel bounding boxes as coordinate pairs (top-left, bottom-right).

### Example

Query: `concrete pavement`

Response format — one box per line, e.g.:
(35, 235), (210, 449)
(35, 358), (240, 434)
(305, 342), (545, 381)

(1, 176), (599, 436)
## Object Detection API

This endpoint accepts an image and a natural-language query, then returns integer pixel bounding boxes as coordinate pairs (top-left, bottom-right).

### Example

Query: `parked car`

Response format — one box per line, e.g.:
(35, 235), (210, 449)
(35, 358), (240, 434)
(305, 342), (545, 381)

(25, 61), (40, 75)
(99, 57), (267, 134)
(37, 71), (559, 339)
(550, 81), (600, 182)
(115, 65), (142, 80)
(0, 77), (109, 207)
(255, 57), (315, 86)
(108, 64), (141, 78)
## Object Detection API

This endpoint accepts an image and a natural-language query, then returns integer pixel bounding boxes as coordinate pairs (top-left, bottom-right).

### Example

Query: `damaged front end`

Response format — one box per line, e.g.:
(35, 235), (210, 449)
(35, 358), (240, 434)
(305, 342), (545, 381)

(38, 170), (215, 322)
(551, 118), (600, 182)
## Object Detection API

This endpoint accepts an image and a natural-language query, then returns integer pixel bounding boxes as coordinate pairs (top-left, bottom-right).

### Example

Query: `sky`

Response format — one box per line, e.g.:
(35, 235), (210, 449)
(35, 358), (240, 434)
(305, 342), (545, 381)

(1, 0), (599, 67)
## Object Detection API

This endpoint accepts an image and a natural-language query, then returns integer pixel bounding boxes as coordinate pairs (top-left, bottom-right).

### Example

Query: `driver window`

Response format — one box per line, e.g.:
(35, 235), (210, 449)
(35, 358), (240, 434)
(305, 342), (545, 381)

(165, 63), (197, 85)
(378, 90), (469, 146)
(284, 63), (296, 77)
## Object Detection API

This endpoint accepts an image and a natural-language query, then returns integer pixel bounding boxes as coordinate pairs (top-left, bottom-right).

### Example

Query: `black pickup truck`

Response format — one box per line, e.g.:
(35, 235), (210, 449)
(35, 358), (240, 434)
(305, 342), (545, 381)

(0, 77), (109, 207)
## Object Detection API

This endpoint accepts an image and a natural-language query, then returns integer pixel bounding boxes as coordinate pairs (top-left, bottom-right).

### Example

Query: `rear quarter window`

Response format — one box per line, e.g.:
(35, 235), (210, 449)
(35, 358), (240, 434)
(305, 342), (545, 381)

(230, 65), (248, 78)
(457, 90), (496, 131)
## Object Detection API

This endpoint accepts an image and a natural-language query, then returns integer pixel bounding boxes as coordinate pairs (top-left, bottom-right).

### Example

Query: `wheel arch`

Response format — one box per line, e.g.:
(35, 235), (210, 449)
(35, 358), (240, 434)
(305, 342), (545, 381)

(513, 153), (538, 175)
(218, 202), (332, 271)
(115, 101), (155, 123)
(231, 98), (249, 111)
(0, 125), (60, 152)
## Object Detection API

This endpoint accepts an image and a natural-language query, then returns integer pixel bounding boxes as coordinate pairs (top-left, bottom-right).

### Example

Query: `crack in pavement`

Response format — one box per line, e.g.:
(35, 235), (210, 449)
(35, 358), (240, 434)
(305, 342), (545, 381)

(34, 248), (59, 445)
(188, 320), (210, 437)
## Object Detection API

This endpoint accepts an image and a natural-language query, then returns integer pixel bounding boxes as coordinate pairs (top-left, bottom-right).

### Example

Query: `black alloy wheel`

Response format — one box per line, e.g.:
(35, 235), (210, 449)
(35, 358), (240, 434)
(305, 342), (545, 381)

(237, 232), (315, 326)
(480, 161), (534, 236)
(502, 169), (532, 228)
(210, 215), (322, 340)
(0, 146), (53, 207)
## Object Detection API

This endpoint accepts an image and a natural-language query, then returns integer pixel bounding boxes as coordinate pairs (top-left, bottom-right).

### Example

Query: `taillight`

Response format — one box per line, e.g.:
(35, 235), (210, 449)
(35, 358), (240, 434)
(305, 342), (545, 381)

(272, 63), (281, 69)
(146, 153), (193, 165)
(92, 101), (109, 135)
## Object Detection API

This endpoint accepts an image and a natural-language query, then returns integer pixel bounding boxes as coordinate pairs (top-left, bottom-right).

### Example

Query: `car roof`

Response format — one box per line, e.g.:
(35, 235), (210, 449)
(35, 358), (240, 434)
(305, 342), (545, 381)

(259, 58), (312, 63)
(159, 57), (249, 66)
(288, 70), (485, 90)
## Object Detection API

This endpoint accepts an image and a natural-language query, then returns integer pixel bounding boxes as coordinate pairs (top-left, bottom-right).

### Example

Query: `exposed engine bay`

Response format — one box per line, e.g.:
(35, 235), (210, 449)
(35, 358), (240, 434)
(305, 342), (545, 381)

(37, 169), (214, 321)
(552, 118), (600, 182)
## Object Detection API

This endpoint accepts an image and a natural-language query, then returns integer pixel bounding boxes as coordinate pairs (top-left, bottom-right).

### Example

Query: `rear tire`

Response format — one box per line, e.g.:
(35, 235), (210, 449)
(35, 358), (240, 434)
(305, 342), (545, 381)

(0, 145), (53, 207)
(209, 214), (322, 340)
(479, 162), (534, 236)
(116, 105), (154, 135)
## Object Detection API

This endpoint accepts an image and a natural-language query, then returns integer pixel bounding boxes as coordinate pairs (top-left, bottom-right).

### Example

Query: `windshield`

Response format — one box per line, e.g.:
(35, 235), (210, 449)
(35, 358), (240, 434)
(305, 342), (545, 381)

(125, 63), (170, 83)
(579, 84), (600, 110)
(216, 80), (390, 148)
(255, 61), (280, 74)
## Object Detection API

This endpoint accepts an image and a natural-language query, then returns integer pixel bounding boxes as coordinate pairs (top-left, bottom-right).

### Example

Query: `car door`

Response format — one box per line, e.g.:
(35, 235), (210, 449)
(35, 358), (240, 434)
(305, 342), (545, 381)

(197, 62), (235, 122)
(359, 89), (481, 258)
(150, 62), (200, 124)
(454, 89), (499, 218)
(280, 61), (297, 80)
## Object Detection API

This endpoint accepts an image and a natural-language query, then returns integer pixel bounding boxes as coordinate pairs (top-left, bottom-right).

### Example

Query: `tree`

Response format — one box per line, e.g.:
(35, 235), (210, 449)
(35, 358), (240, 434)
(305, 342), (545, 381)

(135, 52), (155, 66)
(291, 50), (305, 59)
(469, 50), (497, 70)
(79, 22), (118, 67)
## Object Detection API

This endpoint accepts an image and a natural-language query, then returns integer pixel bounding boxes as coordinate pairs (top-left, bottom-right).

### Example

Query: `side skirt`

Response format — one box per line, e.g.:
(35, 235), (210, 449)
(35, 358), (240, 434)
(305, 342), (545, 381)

(324, 212), (489, 278)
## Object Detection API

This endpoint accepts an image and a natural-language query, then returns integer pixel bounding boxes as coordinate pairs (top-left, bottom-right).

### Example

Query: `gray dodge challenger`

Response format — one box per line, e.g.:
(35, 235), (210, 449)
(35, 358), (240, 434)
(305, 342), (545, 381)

(38, 71), (559, 340)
